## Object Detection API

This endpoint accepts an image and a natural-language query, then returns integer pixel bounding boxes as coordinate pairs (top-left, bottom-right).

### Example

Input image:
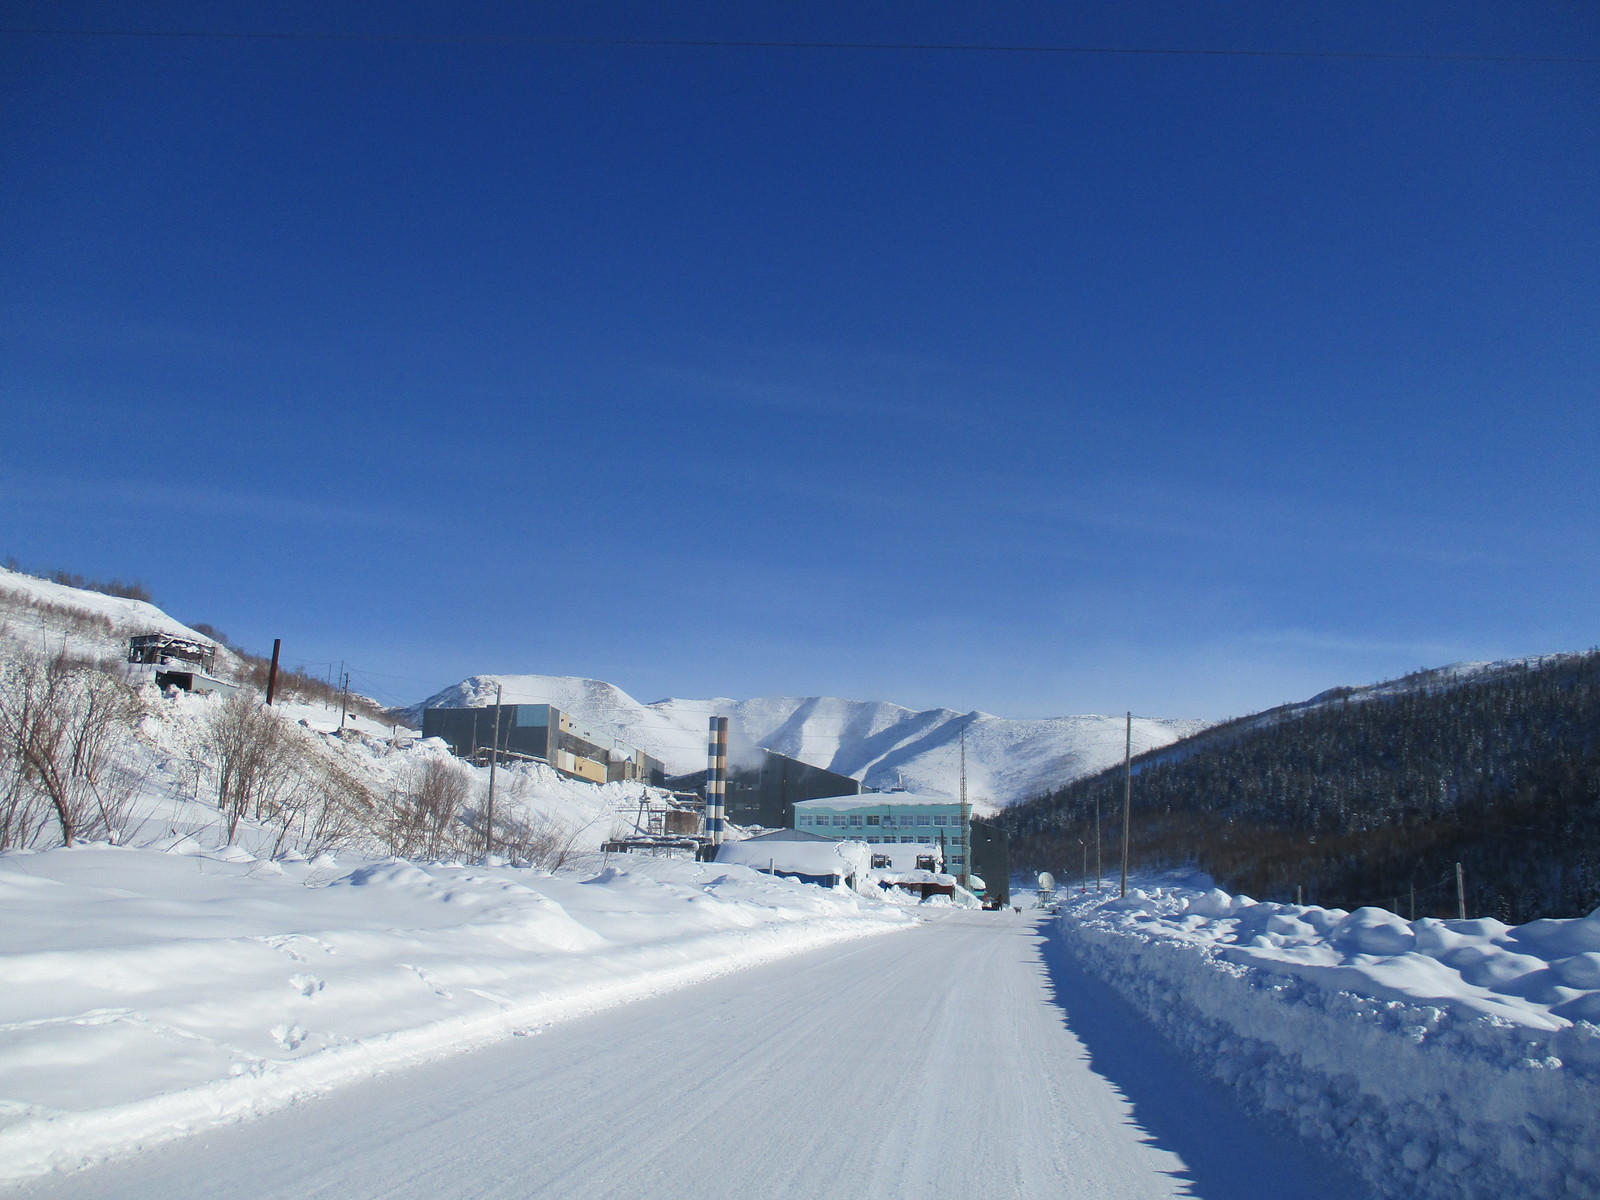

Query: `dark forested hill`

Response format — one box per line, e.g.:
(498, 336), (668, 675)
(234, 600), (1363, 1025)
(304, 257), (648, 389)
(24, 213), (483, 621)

(1000, 652), (1600, 923)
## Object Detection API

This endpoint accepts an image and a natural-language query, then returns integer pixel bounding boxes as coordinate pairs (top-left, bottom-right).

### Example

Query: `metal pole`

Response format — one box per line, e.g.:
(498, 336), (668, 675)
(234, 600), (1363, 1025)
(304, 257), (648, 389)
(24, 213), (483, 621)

(265, 638), (282, 706)
(1455, 862), (1467, 920)
(1120, 710), (1132, 898)
(338, 669), (349, 730)
(486, 685), (502, 858)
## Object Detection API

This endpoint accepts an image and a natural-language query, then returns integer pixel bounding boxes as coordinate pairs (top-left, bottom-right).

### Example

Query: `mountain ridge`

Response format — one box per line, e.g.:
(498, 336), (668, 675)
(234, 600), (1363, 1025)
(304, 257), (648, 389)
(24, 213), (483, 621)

(409, 673), (1209, 806)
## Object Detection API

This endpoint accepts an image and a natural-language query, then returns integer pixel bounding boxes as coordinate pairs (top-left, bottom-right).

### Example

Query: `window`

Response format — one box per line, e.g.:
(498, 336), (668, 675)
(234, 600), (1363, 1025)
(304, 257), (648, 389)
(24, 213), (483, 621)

(870, 854), (892, 868)
(865, 815), (880, 825)
(932, 816), (948, 827)
(849, 815), (863, 827)
(865, 836), (879, 844)
(833, 815), (848, 827)
(901, 836), (917, 843)
(951, 856), (965, 866)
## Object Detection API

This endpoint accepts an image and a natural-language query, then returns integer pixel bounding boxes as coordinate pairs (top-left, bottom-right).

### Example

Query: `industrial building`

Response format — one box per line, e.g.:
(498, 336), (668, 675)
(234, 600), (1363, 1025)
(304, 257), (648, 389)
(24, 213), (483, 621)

(422, 703), (666, 787)
(791, 791), (974, 885)
(671, 747), (860, 830)
(967, 819), (1011, 907)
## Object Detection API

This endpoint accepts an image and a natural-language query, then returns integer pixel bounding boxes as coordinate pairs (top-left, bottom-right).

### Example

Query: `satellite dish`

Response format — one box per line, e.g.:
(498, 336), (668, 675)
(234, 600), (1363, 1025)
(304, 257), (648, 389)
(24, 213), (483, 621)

(1037, 871), (1056, 893)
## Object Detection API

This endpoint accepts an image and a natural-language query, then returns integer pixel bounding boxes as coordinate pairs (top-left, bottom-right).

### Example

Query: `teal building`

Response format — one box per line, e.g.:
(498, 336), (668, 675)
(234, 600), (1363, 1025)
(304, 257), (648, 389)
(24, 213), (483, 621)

(790, 791), (972, 883)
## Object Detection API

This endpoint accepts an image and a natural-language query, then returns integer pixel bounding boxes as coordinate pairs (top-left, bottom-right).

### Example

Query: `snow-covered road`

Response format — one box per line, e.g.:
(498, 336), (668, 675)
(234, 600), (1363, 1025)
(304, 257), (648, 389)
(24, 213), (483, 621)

(14, 910), (1366, 1200)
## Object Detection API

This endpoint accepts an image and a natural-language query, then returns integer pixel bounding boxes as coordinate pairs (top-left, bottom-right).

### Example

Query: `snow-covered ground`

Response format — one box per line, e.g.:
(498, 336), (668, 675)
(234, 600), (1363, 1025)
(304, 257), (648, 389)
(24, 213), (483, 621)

(0, 843), (912, 1186)
(8, 909), (1368, 1200)
(1052, 877), (1600, 1199)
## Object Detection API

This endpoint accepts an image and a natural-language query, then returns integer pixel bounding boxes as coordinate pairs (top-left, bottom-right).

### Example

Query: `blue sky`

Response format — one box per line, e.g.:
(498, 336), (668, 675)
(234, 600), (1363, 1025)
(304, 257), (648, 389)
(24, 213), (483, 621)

(3, 2), (1597, 720)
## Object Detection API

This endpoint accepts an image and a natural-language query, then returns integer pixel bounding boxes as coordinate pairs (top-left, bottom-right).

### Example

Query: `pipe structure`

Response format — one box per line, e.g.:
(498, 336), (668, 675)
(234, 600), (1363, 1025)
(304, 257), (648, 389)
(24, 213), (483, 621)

(706, 716), (729, 845)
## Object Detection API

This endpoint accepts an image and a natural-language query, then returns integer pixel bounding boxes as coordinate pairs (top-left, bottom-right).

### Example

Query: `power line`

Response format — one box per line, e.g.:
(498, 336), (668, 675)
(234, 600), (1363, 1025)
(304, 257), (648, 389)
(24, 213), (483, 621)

(2, 27), (1596, 66)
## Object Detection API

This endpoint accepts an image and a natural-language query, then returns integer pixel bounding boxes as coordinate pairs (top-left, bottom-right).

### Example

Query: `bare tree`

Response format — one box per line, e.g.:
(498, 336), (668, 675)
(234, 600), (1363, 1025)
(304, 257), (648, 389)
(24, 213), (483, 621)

(0, 649), (144, 847)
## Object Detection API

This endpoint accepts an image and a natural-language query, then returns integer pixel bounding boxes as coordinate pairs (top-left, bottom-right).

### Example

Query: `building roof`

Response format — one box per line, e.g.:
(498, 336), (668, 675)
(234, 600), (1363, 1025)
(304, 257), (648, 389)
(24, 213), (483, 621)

(792, 791), (963, 811)
(735, 828), (837, 843)
(715, 833), (870, 878)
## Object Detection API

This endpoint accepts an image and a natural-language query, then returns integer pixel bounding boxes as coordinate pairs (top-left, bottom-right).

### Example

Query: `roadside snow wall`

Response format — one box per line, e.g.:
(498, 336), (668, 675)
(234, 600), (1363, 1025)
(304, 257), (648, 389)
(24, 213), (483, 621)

(1054, 881), (1600, 1200)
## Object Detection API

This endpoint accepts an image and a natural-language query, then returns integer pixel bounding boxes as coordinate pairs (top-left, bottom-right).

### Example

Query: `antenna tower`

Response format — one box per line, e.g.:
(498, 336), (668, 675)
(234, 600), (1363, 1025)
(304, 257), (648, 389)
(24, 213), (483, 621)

(959, 721), (967, 806)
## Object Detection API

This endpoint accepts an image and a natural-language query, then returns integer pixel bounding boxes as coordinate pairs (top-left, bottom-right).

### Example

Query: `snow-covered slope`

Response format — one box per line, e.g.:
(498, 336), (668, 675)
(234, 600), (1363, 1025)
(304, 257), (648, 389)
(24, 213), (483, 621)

(0, 566), (228, 667)
(411, 674), (1208, 806)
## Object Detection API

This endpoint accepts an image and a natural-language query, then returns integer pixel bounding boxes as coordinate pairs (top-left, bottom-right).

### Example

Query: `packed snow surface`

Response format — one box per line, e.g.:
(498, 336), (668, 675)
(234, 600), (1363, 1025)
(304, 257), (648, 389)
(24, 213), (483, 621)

(0, 844), (912, 1184)
(413, 673), (1206, 805)
(11, 911), (1366, 1200)
(1053, 877), (1600, 1199)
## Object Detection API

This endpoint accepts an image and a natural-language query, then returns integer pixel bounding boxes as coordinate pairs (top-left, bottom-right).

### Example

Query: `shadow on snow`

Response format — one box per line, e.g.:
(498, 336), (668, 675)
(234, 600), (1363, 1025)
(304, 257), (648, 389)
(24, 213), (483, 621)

(1029, 914), (1373, 1200)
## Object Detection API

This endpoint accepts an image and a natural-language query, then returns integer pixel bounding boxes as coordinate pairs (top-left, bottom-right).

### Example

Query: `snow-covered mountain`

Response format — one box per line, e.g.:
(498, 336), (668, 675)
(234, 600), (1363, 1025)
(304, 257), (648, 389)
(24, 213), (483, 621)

(411, 674), (1209, 807)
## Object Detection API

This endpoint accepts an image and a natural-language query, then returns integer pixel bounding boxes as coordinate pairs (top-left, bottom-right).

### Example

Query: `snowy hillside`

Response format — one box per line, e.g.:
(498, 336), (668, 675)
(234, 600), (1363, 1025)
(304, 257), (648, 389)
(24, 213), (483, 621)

(0, 569), (693, 859)
(412, 674), (1208, 806)
(0, 566), (231, 668)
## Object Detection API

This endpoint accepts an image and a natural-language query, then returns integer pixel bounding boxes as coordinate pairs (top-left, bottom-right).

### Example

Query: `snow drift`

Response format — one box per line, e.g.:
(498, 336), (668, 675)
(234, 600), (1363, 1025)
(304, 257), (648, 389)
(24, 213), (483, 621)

(1053, 879), (1600, 1200)
(0, 844), (912, 1185)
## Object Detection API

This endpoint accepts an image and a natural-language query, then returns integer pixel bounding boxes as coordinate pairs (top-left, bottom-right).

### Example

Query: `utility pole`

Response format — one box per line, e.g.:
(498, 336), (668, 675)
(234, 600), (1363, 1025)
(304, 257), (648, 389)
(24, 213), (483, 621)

(1079, 838), (1087, 893)
(337, 666), (349, 731)
(1455, 862), (1467, 920)
(485, 685), (502, 859)
(265, 638), (282, 706)
(1120, 710), (1132, 898)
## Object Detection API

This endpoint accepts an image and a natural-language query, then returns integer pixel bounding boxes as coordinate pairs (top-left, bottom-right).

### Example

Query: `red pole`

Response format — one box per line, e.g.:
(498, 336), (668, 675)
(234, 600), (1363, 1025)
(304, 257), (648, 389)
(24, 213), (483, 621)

(265, 639), (282, 705)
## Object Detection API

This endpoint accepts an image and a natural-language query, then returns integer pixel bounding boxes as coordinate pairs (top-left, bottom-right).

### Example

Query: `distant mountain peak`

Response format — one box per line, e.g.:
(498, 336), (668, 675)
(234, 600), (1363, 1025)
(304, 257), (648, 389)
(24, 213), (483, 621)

(412, 672), (1206, 805)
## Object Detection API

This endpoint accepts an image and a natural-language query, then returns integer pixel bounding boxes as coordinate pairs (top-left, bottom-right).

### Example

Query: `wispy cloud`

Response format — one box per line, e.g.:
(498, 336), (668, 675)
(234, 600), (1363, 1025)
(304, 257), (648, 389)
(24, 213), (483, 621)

(646, 341), (972, 422)
(0, 474), (419, 530)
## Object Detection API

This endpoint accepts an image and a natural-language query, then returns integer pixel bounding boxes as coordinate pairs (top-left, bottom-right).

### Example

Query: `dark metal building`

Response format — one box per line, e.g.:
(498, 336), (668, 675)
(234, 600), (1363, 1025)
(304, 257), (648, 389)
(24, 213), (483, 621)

(421, 703), (666, 787)
(968, 818), (1011, 906)
(671, 748), (861, 830)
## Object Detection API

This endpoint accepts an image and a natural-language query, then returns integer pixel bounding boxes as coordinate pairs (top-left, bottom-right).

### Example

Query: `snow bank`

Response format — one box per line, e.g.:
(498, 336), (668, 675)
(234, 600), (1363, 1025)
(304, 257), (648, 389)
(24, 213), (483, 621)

(0, 844), (913, 1185)
(1053, 879), (1600, 1199)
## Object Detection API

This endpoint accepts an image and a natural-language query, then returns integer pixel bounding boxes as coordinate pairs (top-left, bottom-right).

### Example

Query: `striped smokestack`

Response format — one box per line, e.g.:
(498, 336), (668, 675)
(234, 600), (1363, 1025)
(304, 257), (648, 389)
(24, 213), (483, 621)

(706, 716), (729, 845)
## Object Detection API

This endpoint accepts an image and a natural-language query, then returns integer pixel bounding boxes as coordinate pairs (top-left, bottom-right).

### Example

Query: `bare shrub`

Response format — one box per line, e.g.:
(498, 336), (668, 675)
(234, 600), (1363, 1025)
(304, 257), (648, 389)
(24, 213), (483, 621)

(387, 756), (472, 860)
(205, 692), (384, 856)
(0, 649), (145, 847)
(208, 691), (297, 843)
(0, 583), (116, 641)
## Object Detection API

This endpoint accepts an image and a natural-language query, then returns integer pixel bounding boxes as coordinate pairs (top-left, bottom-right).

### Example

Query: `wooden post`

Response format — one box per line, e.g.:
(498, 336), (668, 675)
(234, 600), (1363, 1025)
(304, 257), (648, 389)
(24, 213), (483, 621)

(1455, 862), (1467, 920)
(265, 638), (281, 706)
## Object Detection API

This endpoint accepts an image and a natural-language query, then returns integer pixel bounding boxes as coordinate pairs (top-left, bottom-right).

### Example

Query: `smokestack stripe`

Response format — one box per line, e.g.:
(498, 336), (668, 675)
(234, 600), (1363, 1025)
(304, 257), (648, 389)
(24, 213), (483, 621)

(706, 716), (729, 843)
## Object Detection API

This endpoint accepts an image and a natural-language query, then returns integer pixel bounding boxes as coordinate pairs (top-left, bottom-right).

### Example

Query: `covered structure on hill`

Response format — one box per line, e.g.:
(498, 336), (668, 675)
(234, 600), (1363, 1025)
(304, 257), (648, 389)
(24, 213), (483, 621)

(126, 633), (236, 697)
